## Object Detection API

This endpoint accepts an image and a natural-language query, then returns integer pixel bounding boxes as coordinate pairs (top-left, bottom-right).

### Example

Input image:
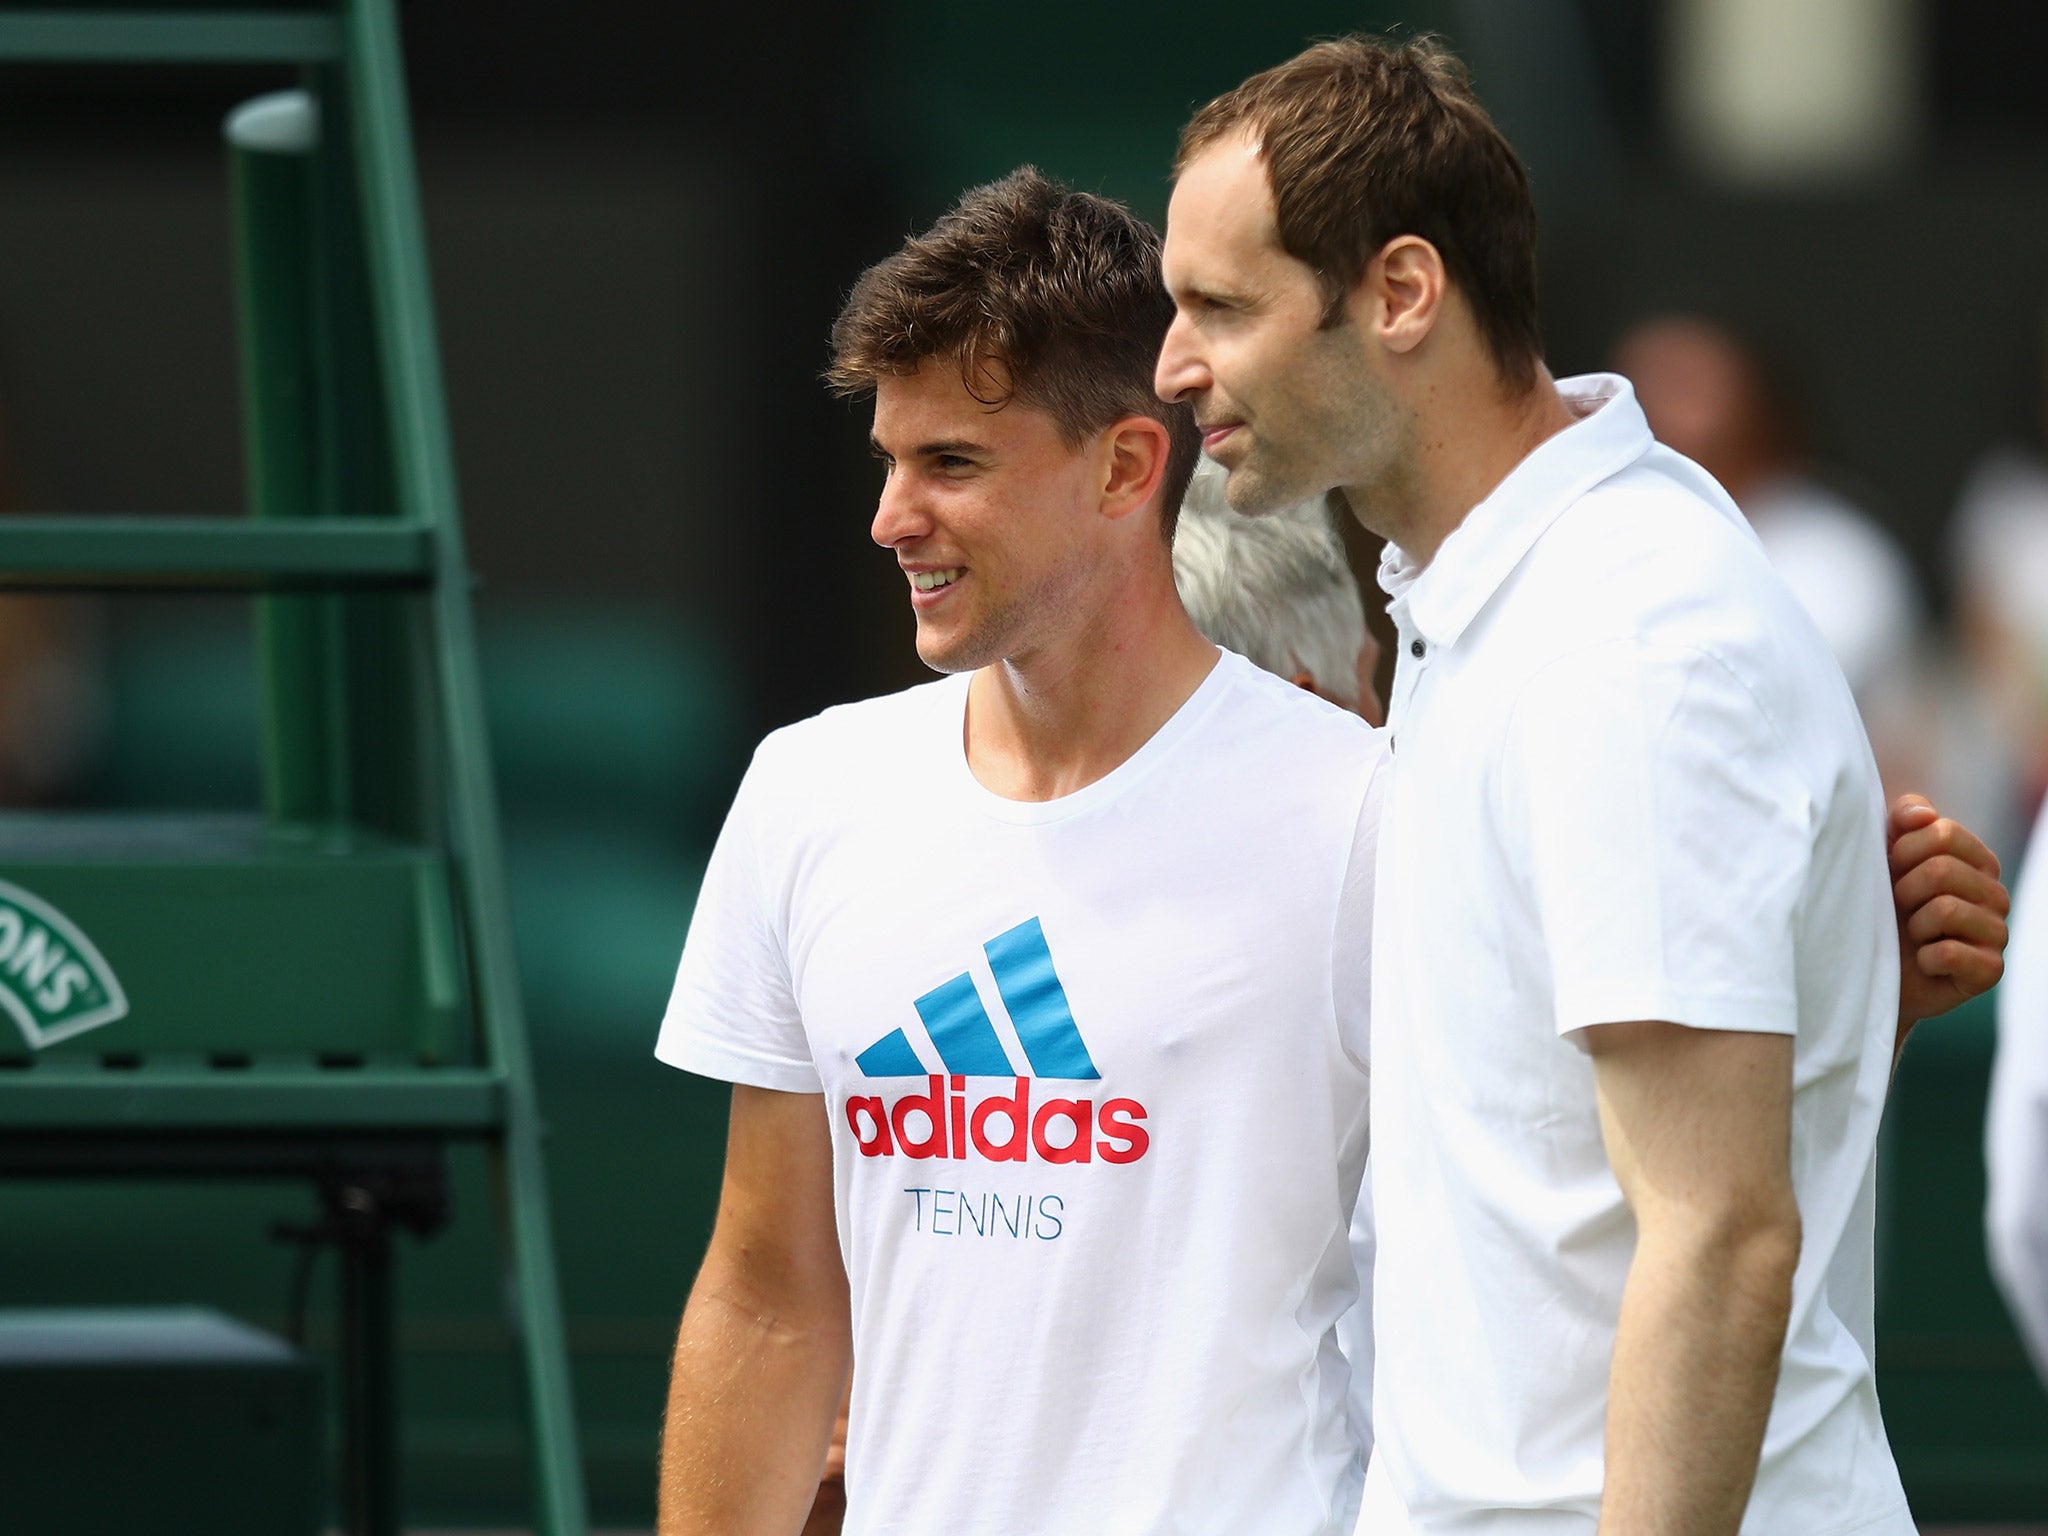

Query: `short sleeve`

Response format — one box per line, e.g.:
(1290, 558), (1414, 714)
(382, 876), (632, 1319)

(654, 747), (821, 1092)
(1333, 740), (1387, 1072)
(1500, 638), (1811, 1039)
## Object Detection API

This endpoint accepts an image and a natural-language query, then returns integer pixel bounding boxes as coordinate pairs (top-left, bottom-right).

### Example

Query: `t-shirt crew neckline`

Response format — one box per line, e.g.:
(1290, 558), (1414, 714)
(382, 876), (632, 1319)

(941, 646), (1233, 826)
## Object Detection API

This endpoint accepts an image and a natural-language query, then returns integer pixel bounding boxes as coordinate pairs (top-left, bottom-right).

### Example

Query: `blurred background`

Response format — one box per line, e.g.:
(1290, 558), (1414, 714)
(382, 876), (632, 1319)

(0, 0), (2045, 1529)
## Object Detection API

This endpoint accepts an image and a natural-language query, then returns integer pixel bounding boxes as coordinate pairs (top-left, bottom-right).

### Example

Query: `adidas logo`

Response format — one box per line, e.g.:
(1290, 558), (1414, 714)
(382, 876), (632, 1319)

(856, 916), (1096, 1080)
(843, 917), (1150, 1165)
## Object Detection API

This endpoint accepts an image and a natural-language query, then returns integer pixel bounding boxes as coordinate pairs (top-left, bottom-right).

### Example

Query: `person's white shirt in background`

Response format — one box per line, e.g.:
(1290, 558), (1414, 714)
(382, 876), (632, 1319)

(1953, 447), (2048, 674)
(1988, 797), (2048, 1383)
(1949, 445), (2048, 859)
(1746, 474), (1922, 710)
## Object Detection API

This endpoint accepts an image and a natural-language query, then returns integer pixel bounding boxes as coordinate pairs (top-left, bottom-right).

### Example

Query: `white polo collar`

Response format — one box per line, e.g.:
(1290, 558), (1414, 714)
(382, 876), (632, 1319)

(1378, 373), (1654, 649)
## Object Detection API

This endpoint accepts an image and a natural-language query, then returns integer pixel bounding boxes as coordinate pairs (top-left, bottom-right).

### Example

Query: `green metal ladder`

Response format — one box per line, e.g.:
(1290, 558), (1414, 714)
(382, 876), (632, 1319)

(0, 7), (587, 1534)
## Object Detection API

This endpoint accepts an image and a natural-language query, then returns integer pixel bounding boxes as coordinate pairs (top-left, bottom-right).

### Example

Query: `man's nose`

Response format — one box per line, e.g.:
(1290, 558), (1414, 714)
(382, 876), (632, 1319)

(1155, 313), (1208, 404)
(870, 467), (928, 549)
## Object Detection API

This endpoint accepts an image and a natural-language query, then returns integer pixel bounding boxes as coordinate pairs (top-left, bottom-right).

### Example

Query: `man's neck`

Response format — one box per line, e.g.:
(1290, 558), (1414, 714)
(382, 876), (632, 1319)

(1341, 368), (1577, 568)
(964, 563), (1219, 803)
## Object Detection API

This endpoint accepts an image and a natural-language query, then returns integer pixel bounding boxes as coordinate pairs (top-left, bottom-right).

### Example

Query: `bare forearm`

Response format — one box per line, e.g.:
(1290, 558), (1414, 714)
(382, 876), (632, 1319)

(658, 1271), (852, 1536)
(1598, 1224), (1797, 1536)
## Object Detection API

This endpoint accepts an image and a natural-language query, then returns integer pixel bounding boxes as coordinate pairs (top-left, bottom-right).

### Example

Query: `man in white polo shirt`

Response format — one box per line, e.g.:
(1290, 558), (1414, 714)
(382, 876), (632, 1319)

(1157, 33), (2001, 1536)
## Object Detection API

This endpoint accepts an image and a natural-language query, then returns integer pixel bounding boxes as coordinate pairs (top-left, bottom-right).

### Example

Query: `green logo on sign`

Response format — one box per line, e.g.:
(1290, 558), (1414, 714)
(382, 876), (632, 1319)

(0, 878), (129, 1049)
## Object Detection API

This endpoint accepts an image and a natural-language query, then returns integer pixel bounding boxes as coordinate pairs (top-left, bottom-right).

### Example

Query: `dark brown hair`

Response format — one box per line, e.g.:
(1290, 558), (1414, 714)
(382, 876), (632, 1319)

(1177, 34), (1542, 391)
(828, 167), (1201, 537)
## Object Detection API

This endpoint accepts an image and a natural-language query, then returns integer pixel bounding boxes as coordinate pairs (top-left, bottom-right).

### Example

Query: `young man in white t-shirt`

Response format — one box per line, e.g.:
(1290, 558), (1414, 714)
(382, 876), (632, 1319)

(656, 168), (1388, 1536)
(1156, 34), (2010, 1536)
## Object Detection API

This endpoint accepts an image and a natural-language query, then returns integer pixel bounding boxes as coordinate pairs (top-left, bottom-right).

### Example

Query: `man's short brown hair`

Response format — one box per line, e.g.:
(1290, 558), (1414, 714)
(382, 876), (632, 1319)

(1176, 34), (1542, 391)
(827, 167), (1201, 538)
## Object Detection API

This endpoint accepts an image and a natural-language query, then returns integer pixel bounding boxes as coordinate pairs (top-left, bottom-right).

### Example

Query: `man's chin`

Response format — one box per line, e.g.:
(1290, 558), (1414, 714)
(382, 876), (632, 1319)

(1219, 459), (1307, 518)
(913, 624), (992, 677)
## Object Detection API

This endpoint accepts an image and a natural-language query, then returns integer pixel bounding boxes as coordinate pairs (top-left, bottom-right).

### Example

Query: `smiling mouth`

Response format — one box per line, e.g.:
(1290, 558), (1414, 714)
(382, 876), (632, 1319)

(1200, 424), (1241, 452)
(910, 568), (962, 593)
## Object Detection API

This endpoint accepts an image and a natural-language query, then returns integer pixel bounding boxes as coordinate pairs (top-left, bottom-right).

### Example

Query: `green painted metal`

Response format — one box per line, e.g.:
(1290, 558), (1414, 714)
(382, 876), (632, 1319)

(0, 1307), (324, 1535)
(231, 89), (355, 825)
(0, 817), (464, 1064)
(0, 518), (435, 586)
(0, 5), (589, 1533)
(339, 4), (588, 1526)
(0, 1072), (506, 1131)
(0, 11), (341, 63)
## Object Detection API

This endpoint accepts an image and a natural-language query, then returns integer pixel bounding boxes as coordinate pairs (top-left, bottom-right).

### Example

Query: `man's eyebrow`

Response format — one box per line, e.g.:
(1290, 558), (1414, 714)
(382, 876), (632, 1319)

(870, 436), (991, 459)
(1177, 279), (1254, 306)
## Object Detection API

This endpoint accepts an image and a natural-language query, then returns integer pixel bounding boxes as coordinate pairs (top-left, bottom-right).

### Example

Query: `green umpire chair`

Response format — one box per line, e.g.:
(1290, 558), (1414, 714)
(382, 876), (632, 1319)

(0, 6), (585, 1533)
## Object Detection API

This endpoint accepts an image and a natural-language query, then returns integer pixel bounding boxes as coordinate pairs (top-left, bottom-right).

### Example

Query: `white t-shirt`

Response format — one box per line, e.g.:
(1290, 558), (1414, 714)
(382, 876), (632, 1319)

(1988, 798), (2048, 1383)
(659, 650), (1388, 1536)
(1360, 375), (1910, 1536)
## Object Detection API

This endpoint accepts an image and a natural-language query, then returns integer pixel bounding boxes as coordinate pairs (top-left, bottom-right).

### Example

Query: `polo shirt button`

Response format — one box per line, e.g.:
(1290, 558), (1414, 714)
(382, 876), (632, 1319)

(1410, 638), (1426, 658)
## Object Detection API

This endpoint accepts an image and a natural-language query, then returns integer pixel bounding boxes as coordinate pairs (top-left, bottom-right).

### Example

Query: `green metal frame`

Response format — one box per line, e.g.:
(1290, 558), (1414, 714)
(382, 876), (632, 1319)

(0, 6), (587, 1534)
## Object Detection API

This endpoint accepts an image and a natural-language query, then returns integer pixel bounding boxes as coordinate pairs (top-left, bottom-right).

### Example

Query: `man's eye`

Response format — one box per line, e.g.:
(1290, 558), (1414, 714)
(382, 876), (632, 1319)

(936, 455), (973, 470)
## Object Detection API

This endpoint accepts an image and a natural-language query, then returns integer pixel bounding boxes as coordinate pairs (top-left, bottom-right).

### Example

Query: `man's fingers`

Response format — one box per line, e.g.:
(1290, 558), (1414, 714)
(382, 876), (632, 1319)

(1888, 793), (1937, 843)
(1905, 892), (2011, 950)
(1913, 936), (2005, 995)
(1894, 853), (2012, 917)
(1889, 814), (2003, 882)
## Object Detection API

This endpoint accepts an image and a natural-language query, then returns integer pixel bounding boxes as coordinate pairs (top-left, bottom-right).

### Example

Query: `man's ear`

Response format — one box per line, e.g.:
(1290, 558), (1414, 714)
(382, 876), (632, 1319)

(1351, 234), (1446, 358)
(1098, 414), (1172, 523)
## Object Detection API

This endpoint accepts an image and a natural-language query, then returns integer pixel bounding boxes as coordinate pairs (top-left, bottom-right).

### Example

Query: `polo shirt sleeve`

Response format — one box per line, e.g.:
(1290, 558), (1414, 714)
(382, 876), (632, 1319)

(1499, 637), (1811, 1040)
(654, 747), (822, 1093)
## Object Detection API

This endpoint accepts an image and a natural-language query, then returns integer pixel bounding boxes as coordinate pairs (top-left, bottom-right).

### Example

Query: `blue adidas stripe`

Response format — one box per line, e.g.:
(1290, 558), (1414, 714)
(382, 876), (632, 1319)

(854, 1027), (927, 1078)
(985, 918), (1098, 1080)
(912, 972), (1015, 1077)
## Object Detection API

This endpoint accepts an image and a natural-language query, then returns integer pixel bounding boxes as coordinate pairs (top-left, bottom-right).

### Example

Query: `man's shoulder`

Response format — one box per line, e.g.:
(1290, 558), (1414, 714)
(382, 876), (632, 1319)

(1530, 454), (1805, 642)
(1508, 459), (1870, 772)
(731, 676), (960, 839)
(751, 675), (959, 776)
(1569, 453), (1758, 567)
(1209, 651), (1390, 772)
(1193, 656), (1389, 837)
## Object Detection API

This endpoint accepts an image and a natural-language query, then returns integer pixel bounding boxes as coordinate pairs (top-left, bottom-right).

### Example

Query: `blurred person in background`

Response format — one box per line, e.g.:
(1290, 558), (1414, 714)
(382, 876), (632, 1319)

(1988, 795), (2048, 1387)
(1613, 315), (1926, 796)
(1950, 311), (2048, 856)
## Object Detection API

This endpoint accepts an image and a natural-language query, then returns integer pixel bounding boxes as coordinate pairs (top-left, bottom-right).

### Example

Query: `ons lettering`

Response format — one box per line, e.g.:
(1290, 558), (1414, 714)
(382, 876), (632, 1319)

(0, 878), (129, 1050)
(844, 1075), (1149, 1165)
